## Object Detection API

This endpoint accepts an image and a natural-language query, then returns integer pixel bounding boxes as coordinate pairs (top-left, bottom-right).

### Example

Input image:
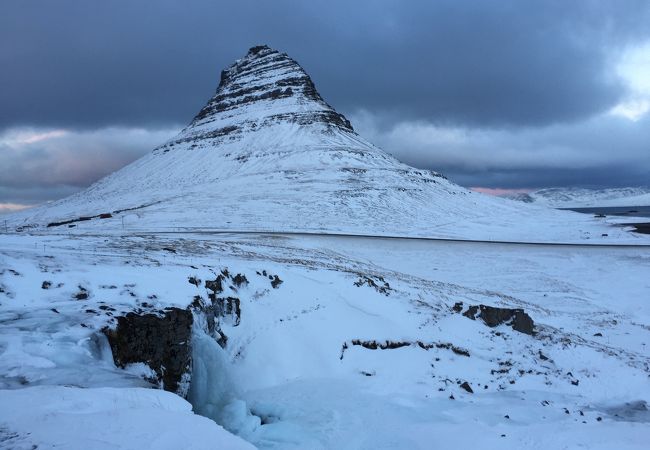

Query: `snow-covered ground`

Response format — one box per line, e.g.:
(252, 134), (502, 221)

(0, 386), (254, 450)
(1, 231), (648, 449)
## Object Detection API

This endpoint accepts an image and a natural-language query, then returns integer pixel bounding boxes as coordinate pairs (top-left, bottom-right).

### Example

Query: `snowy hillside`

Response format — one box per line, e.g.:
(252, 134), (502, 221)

(4, 46), (645, 243)
(504, 187), (650, 208)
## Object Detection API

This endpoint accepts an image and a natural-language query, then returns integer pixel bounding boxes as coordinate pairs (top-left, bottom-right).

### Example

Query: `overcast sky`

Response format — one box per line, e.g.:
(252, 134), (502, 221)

(2, 0), (650, 212)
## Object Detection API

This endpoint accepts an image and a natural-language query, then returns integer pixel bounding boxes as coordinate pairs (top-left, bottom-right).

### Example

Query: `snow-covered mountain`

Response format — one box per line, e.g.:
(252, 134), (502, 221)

(1, 46), (649, 449)
(504, 187), (650, 208)
(5, 46), (642, 243)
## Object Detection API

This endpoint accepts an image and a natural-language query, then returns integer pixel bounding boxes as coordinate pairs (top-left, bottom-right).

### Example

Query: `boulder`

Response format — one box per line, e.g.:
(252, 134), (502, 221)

(456, 302), (535, 335)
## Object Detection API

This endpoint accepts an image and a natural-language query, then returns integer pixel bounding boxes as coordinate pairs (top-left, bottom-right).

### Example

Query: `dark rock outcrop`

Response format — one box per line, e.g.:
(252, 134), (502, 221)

(205, 275), (226, 294)
(103, 308), (193, 395)
(212, 296), (241, 326)
(340, 339), (470, 360)
(354, 275), (391, 295)
(459, 381), (474, 393)
(47, 212), (112, 228)
(454, 302), (535, 335)
(74, 286), (89, 300)
(270, 275), (283, 289)
(232, 273), (249, 288)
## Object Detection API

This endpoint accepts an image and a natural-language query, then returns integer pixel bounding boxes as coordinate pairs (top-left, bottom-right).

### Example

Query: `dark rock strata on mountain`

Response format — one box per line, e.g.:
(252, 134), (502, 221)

(164, 45), (353, 149)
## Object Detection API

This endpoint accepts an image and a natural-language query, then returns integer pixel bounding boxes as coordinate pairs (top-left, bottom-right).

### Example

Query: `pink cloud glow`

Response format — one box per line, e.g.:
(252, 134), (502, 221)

(0, 202), (32, 215)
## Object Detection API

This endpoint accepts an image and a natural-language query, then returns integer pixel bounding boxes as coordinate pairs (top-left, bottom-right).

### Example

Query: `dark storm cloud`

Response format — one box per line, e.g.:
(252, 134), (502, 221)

(1, 0), (650, 206)
(353, 111), (650, 189)
(450, 165), (650, 191)
(0, 185), (80, 206)
(2, 0), (650, 131)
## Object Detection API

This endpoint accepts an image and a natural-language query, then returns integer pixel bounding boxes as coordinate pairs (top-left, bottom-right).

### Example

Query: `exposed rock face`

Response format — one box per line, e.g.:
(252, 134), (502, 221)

(354, 275), (391, 295)
(212, 296), (241, 327)
(340, 339), (470, 360)
(101, 271), (256, 396)
(205, 275), (226, 294)
(103, 308), (193, 395)
(459, 381), (474, 393)
(454, 302), (535, 335)
(163, 44), (353, 149)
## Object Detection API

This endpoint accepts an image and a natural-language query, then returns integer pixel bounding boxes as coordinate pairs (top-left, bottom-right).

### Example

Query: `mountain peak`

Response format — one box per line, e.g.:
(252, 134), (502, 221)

(162, 45), (353, 151)
(246, 44), (274, 56)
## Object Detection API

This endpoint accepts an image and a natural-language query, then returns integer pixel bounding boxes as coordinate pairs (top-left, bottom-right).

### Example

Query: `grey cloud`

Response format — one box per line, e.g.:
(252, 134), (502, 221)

(352, 111), (650, 189)
(0, 127), (177, 204)
(449, 166), (650, 190)
(2, 0), (650, 132)
(0, 186), (80, 208)
(1, 0), (650, 204)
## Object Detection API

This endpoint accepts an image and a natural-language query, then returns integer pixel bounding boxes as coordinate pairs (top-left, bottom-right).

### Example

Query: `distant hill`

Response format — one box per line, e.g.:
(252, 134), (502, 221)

(502, 187), (650, 208)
